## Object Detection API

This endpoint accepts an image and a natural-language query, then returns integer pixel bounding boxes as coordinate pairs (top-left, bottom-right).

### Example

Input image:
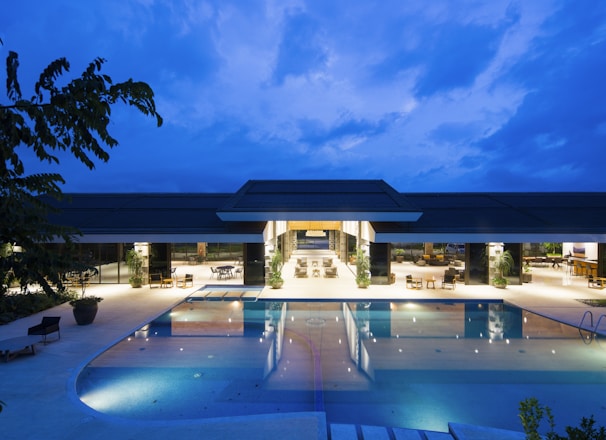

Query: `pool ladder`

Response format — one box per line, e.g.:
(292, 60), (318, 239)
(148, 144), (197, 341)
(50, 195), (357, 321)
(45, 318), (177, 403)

(578, 311), (606, 344)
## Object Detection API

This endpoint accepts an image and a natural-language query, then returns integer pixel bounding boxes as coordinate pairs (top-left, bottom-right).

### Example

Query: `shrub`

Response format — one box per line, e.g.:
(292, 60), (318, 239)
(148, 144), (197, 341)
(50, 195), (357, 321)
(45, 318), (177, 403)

(519, 397), (606, 440)
(0, 290), (71, 325)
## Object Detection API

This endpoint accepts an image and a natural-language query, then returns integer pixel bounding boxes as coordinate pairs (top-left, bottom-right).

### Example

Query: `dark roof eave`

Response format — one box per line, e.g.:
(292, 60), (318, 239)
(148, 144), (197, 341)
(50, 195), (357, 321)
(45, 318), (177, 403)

(217, 211), (423, 222)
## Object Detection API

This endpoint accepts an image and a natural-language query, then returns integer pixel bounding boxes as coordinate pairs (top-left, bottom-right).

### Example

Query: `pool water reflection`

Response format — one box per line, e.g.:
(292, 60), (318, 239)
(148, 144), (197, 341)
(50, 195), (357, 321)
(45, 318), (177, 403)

(76, 292), (606, 432)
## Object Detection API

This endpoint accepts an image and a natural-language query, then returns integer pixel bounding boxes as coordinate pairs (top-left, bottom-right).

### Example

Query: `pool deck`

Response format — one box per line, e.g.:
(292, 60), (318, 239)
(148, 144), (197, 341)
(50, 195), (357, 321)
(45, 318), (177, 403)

(1, 258), (604, 440)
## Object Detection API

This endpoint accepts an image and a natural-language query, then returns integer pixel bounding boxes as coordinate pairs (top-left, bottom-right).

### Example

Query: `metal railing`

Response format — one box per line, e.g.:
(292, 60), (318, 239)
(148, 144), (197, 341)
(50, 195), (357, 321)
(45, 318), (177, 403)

(578, 311), (606, 344)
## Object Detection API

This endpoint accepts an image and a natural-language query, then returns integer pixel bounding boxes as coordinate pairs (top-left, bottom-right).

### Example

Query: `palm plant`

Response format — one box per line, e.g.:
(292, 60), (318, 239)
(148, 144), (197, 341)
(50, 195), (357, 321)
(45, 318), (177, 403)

(493, 250), (514, 287)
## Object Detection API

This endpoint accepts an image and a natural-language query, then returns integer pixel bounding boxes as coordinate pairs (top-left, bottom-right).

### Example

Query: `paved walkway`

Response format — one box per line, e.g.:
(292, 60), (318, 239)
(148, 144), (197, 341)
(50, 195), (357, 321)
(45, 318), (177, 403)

(1, 259), (604, 440)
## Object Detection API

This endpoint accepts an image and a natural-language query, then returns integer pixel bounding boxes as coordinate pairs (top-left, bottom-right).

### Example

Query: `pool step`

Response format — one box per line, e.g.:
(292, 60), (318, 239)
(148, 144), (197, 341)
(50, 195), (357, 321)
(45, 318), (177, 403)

(329, 422), (526, 440)
(329, 424), (453, 440)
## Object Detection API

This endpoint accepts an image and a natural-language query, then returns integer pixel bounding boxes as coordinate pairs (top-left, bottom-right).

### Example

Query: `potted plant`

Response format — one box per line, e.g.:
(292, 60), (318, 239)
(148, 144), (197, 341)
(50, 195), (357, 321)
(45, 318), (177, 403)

(69, 266), (102, 325)
(395, 248), (405, 263)
(492, 250), (514, 288)
(70, 294), (103, 325)
(522, 262), (532, 283)
(268, 252), (284, 289)
(355, 247), (371, 288)
(126, 249), (144, 288)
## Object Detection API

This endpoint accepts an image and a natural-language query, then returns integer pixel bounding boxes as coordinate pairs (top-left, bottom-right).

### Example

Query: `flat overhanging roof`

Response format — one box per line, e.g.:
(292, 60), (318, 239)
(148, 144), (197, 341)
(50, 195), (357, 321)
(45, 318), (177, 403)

(45, 183), (606, 243)
(216, 180), (423, 222)
(46, 193), (267, 243)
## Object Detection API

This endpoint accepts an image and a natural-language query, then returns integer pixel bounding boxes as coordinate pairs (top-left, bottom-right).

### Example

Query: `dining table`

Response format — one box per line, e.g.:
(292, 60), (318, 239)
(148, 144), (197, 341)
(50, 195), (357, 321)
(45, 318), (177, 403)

(217, 265), (235, 279)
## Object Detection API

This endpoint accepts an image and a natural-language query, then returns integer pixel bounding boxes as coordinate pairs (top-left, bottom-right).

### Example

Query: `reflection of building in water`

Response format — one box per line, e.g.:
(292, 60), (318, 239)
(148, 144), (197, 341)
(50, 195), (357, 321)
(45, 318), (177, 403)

(488, 303), (504, 340)
(464, 303), (523, 339)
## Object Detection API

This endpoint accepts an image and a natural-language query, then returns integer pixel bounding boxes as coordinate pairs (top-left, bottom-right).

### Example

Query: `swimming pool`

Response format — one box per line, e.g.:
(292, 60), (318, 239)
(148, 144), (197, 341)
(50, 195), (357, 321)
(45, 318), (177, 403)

(75, 289), (606, 432)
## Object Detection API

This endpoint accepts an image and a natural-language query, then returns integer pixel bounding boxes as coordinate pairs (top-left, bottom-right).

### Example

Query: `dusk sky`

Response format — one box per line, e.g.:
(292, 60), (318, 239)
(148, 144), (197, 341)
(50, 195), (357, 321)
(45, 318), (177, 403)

(2, 1), (606, 193)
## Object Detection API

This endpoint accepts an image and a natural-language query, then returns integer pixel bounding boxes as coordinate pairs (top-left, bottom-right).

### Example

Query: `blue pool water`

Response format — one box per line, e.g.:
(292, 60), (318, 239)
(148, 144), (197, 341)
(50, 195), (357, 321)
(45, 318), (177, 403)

(76, 290), (606, 432)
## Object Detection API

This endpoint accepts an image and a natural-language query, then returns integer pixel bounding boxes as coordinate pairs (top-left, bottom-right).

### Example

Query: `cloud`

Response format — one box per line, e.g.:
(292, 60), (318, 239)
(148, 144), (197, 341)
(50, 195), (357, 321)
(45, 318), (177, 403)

(2, 0), (606, 193)
(413, 22), (508, 97)
(271, 11), (328, 85)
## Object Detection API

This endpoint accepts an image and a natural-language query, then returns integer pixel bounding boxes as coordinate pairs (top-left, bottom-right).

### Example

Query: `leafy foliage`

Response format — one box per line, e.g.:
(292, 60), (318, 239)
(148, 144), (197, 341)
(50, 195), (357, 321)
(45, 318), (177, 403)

(0, 49), (162, 297)
(269, 252), (284, 287)
(519, 397), (606, 440)
(355, 247), (371, 287)
(520, 397), (556, 440)
(126, 249), (145, 286)
(493, 249), (514, 285)
(69, 296), (103, 307)
(543, 242), (563, 255)
(0, 289), (72, 324)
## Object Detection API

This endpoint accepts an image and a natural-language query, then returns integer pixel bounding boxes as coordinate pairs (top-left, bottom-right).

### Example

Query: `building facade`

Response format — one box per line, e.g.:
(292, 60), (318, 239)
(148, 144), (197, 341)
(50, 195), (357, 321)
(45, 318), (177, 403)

(47, 180), (606, 287)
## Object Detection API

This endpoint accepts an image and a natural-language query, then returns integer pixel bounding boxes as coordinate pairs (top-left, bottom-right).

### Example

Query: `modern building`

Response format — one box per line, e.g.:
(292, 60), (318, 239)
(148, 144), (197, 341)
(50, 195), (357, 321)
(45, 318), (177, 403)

(48, 179), (606, 287)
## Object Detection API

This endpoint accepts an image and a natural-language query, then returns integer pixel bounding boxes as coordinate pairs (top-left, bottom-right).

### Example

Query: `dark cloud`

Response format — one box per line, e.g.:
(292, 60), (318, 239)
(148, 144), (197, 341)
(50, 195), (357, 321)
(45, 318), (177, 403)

(298, 114), (397, 147)
(469, 3), (606, 191)
(414, 22), (507, 97)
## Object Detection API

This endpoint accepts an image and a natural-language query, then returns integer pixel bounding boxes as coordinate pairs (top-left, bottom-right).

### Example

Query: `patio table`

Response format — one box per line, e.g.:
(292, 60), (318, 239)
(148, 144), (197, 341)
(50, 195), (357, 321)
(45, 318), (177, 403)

(217, 265), (235, 279)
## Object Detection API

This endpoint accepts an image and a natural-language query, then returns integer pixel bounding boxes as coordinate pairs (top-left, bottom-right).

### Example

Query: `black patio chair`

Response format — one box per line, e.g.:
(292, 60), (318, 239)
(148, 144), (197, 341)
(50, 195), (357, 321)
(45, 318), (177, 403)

(405, 275), (422, 289)
(28, 316), (61, 344)
(441, 274), (457, 290)
(149, 273), (162, 288)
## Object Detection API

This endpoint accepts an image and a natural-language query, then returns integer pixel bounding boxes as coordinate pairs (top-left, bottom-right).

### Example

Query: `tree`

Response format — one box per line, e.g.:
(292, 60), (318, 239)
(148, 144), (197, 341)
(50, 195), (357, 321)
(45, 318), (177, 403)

(0, 49), (162, 297)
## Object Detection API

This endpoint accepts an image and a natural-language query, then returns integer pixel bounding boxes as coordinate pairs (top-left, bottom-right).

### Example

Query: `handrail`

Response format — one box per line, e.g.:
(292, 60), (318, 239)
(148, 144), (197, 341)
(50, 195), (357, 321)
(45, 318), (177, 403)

(579, 310), (594, 344)
(594, 314), (606, 338)
(577, 312), (606, 344)
(580, 310), (594, 329)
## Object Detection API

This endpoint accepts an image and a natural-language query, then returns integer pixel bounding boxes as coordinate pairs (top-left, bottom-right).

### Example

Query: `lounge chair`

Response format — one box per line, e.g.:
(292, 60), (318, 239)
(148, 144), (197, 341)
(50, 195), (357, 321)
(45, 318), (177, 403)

(28, 316), (61, 344)
(588, 275), (605, 289)
(0, 336), (40, 362)
(442, 274), (456, 290)
(294, 266), (308, 278)
(177, 274), (194, 288)
(405, 275), (422, 289)
(324, 266), (338, 278)
(149, 273), (162, 288)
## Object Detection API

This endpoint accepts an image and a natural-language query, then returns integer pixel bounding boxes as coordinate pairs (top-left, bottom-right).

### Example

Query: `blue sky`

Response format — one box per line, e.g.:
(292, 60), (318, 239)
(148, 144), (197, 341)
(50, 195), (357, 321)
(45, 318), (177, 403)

(2, 0), (606, 193)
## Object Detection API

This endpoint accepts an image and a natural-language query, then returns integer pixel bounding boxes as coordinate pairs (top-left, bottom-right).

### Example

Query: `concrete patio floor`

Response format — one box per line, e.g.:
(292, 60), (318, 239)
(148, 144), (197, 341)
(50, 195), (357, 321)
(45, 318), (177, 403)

(1, 256), (605, 439)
